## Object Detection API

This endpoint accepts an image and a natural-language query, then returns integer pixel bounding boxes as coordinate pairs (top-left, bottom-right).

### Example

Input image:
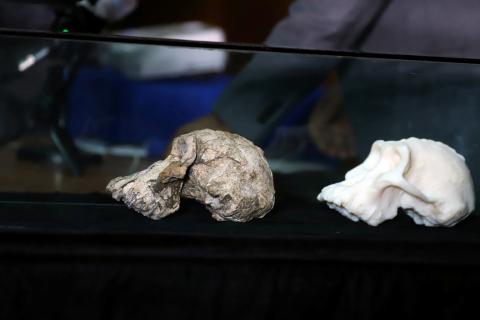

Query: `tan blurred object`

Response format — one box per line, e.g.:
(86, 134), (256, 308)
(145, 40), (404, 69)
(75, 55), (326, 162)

(174, 114), (229, 137)
(166, 114), (230, 156)
(0, 139), (152, 193)
(307, 72), (356, 160)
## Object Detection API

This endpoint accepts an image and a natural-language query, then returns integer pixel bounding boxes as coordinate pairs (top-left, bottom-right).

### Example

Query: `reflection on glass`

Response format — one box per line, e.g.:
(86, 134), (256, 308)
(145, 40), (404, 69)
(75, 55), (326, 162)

(0, 33), (479, 209)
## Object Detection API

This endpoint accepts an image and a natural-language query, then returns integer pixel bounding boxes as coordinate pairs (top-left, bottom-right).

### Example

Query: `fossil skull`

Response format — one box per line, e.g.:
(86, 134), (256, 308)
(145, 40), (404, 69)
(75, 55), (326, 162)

(318, 138), (475, 227)
(107, 129), (275, 222)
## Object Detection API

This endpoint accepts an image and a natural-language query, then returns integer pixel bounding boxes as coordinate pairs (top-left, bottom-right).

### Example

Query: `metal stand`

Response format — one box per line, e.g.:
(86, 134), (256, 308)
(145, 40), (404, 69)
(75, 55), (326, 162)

(15, 3), (105, 176)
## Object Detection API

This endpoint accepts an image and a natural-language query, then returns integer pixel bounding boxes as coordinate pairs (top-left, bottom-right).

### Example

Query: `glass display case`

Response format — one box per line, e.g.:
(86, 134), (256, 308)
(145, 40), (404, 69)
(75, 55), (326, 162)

(0, 28), (479, 318)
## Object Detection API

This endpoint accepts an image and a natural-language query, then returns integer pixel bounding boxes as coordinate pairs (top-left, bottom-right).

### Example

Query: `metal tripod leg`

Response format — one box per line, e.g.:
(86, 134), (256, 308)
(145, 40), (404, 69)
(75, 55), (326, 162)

(50, 125), (83, 176)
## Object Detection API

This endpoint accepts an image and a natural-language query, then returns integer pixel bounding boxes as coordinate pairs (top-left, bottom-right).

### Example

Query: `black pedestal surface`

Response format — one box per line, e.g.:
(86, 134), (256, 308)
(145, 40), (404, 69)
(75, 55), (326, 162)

(0, 173), (478, 319)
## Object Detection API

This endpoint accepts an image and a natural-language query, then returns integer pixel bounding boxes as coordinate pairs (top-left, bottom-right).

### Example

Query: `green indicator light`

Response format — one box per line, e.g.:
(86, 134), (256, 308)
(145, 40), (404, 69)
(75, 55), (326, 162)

(62, 29), (70, 33)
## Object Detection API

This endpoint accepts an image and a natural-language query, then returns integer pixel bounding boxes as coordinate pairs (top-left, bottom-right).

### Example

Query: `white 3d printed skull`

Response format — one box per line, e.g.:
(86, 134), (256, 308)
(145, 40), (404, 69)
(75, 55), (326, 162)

(318, 138), (475, 227)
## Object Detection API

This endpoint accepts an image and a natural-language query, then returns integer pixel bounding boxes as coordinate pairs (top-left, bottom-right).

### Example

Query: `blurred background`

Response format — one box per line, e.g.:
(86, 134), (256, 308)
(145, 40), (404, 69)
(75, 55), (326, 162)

(0, 0), (293, 42)
(0, 0), (301, 193)
(1, 0), (480, 201)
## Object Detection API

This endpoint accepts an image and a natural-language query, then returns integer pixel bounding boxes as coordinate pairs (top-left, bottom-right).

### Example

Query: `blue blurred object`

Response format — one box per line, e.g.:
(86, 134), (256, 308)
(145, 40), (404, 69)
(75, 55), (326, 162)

(262, 87), (337, 165)
(68, 67), (231, 156)
(68, 67), (326, 159)
(279, 87), (324, 127)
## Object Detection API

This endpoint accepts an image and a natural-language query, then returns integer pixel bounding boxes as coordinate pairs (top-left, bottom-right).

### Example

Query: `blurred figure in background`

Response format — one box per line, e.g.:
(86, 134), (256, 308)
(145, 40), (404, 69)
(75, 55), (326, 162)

(176, 0), (480, 168)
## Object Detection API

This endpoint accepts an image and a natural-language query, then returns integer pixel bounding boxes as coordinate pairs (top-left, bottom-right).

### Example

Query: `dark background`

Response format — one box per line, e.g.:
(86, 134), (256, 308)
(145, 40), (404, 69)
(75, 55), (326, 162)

(114, 0), (294, 43)
(0, 0), (295, 43)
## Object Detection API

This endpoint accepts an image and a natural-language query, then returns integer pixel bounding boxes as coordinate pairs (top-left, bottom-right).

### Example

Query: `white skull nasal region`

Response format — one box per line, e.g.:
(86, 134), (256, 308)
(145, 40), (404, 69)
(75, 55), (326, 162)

(318, 138), (475, 227)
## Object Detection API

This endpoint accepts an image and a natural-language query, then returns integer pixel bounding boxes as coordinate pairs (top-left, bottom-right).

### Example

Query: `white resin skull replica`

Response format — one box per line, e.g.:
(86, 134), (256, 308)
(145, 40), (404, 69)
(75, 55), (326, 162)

(318, 138), (475, 227)
(107, 129), (275, 222)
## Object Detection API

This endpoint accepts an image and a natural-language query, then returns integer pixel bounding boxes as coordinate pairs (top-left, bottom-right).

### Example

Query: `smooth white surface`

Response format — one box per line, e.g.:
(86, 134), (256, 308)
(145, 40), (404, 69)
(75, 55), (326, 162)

(318, 138), (475, 227)
(104, 22), (227, 79)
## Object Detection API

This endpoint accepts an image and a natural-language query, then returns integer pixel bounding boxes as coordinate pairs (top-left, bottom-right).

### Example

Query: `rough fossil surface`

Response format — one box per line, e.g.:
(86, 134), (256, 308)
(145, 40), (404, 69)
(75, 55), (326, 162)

(107, 129), (275, 222)
(317, 138), (475, 227)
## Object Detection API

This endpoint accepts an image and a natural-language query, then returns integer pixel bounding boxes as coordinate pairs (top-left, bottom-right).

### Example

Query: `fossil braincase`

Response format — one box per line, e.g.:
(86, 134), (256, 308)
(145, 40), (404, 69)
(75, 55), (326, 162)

(107, 129), (275, 222)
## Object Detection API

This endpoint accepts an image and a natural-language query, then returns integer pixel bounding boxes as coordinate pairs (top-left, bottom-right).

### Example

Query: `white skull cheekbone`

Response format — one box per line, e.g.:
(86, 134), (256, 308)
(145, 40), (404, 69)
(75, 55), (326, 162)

(317, 138), (475, 227)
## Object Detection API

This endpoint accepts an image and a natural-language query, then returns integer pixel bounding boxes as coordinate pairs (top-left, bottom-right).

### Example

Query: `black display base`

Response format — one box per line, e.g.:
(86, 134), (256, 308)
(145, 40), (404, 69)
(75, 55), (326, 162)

(0, 173), (478, 319)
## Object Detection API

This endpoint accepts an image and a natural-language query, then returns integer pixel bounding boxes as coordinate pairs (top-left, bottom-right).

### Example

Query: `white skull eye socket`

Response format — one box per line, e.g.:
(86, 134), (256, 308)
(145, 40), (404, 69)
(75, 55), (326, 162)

(362, 143), (381, 170)
(375, 146), (403, 173)
(345, 141), (405, 183)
